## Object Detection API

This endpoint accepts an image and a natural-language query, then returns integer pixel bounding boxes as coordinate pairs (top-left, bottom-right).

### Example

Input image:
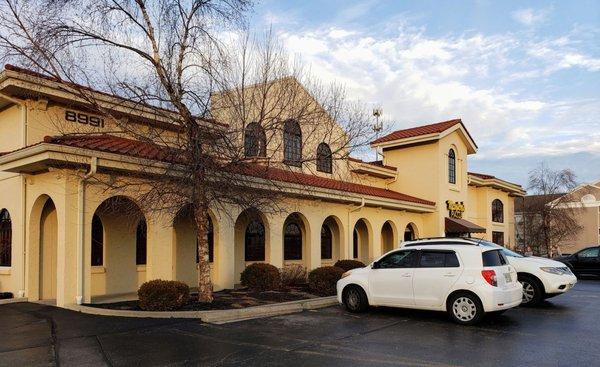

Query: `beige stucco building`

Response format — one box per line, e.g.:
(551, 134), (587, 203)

(0, 65), (525, 307)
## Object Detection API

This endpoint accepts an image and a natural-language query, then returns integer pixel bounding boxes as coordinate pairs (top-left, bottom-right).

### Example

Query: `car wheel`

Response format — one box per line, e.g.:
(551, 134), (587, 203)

(447, 292), (484, 325)
(343, 285), (368, 313)
(519, 275), (543, 306)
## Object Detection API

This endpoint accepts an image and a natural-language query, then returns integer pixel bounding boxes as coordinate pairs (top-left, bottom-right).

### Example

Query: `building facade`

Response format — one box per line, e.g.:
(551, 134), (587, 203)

(0, 65), (525, 307)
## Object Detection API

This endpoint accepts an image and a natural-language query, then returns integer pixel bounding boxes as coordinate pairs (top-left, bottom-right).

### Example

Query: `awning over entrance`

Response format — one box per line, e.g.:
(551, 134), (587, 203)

(445, 217), (486, 234)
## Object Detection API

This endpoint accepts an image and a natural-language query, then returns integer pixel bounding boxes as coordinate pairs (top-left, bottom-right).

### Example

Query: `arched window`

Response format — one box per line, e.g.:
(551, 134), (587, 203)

(244, 122), (266, 157)
(316, 143), (332, 173)
(321, 224), (333, 260)
(0, 209), (11, 267)
(284, 222), (302, 260)
(91, 214), (103, 266)
(448, 149), (456, 184)
(136, 219), (147, 265)
(245, 220), (265, 261)
(195, 216), (215, 263)
(492, 199), (504, 223)
(404, 224), (416, 241)
(283, 120), (302, 166)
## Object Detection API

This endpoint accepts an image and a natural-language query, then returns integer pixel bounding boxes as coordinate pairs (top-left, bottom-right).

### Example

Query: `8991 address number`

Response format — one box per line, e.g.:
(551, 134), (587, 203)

(65, 110), (105, 128)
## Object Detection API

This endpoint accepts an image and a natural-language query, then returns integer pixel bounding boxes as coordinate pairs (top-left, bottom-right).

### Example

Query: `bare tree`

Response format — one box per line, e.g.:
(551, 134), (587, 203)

(524, 163), (582, 255)
(0, 0), (378, 301)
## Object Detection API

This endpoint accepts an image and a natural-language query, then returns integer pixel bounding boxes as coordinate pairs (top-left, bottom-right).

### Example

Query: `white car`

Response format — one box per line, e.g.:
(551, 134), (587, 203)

(337, 238), (522, 325)
(477, 240), (577, 306)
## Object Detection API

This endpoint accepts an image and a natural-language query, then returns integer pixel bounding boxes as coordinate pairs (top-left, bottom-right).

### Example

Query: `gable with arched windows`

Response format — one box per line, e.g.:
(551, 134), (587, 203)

(244, 122), (266, 158)
(316, 142), (332, 173)
(283, 119), (302, 166)
(492, 199), (504, 223)
(0, 209), (11, 267)
(448, 148), (456, 184)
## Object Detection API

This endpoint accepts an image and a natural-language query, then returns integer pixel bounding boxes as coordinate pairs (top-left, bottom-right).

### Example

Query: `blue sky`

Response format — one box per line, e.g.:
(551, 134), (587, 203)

(250, 0), (600, 187)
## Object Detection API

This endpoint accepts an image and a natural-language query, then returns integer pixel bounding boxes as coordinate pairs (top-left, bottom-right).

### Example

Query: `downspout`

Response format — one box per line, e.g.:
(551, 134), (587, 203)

(347, 197), (365, 258)
(76, 157), (97, 304)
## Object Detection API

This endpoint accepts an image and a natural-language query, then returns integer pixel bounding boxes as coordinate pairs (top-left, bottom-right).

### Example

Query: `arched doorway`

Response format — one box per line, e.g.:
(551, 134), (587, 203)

(381, 221), (396, 254)
(321, 216), (343, 265)
(173, 205), (217, 288)
(283, 213), (309, 266)
(404, 223), (418, 241)
(234, 208), (268, 282)
(91, 196), (146, 297)
(353, 219), (371, 264)
(39, 199), (58, 300)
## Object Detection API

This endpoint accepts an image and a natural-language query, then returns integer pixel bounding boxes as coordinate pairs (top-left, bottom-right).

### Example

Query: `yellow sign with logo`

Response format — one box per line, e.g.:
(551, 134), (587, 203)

(446, 200), (465, 219)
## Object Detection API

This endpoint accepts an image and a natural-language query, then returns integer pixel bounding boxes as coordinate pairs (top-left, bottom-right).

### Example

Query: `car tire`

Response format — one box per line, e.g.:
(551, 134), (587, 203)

(519, 275), (543, 306)
(343, 285), (369, 313)
(447, 292), (484, 325)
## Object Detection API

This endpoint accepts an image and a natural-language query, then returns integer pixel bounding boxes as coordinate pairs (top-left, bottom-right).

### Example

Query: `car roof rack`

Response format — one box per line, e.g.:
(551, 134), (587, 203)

(403, 237), (481, 247)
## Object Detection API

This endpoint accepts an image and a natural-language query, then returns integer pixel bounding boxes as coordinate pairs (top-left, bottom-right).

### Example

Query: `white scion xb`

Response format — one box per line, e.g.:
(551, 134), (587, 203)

(336, 238), (522, 325)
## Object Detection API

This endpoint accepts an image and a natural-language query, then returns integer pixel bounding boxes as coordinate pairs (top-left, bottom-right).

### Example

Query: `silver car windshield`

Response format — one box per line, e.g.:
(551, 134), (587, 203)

(477, 240), (524, 258)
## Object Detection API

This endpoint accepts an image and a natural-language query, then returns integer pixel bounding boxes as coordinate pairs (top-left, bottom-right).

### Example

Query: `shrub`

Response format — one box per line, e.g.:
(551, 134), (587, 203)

(240, 263), (281, 291)
(280, 264), (308, 287)
(333, 259), (365, 271)
(138, 279), (190, 311)
(308, 266), (345, 296)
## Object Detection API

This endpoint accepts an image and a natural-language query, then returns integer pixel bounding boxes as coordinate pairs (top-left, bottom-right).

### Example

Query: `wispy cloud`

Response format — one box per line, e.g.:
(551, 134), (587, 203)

(511, 8), (550, 26)
(272, 19), (599, 162)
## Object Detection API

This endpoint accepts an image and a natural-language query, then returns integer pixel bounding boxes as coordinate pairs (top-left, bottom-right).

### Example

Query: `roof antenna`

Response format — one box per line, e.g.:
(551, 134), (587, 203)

(372, 106), (383, 161)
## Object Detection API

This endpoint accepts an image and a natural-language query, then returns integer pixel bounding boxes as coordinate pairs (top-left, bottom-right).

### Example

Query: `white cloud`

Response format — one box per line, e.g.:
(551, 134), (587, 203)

(272, 23), (599, 161)
(511, 8), (549, 26)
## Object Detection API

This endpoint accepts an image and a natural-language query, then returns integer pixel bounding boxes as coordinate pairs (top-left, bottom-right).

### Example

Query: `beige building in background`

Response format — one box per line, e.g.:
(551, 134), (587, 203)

(553, 183), (600, 254)
(0, 65), (525, 308)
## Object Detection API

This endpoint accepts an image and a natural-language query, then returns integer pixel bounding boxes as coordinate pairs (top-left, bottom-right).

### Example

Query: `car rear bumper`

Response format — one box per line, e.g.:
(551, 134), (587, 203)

(480, 283), (523, 312)
(543, 274), (578, 294)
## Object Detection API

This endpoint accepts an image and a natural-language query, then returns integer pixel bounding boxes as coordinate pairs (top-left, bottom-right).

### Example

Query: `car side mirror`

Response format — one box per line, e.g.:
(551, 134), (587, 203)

(372, 261), (380, 269)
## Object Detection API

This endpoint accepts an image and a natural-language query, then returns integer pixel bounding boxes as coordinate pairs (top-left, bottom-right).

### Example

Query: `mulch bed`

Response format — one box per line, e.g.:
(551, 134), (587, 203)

(85, 285), (320, 311)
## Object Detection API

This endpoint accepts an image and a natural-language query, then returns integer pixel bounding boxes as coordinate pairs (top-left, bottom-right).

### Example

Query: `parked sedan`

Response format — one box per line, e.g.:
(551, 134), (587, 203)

(478, 240), (577, 306)
(337, 238), (522, 325)
(557, 246), (600, 277)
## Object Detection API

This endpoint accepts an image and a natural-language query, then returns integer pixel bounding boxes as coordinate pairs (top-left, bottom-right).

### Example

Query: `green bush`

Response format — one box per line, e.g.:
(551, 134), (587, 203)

(308, 266), (345, 296)
(138, 279), (190, 311)
(240, 263), (281, 291)
(333, 259), (365, 271)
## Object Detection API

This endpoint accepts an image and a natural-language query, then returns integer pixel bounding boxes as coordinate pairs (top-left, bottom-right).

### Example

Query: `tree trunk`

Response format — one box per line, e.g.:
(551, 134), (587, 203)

(194, 202), (213, 302)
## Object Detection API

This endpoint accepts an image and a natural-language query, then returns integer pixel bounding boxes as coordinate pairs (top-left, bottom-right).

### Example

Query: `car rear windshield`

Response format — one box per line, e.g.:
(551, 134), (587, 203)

(482, 250), (507, 267)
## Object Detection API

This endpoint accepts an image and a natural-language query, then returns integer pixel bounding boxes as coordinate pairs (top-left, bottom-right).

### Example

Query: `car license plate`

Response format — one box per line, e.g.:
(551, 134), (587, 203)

(504, 273), (512, 282)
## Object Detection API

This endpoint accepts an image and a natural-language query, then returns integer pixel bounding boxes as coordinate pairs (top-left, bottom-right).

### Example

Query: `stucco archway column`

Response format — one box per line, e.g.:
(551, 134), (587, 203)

(213, 212), (235, 291)
(370, 223), (382, 263)
(146, 211), (175, 281)
(307, 216), (322, 270)
(267, 214), (284, 269)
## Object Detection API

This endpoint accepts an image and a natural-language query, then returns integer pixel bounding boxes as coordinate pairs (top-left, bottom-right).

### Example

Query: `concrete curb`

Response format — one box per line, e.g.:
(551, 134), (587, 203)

(65, 296), (338, 324)
(0, 297), (28, 305)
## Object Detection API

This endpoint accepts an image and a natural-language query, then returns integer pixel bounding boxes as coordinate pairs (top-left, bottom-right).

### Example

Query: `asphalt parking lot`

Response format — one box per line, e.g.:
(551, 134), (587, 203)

(1, 279), (599, 367)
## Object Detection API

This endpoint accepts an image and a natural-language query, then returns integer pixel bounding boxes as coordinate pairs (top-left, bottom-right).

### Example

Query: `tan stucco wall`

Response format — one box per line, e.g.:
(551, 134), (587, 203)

(466, 186), (516, 247)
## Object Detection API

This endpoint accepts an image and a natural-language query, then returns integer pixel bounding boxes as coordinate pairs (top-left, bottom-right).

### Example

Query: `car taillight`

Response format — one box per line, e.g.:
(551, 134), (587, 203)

(481, 270), (497, 287)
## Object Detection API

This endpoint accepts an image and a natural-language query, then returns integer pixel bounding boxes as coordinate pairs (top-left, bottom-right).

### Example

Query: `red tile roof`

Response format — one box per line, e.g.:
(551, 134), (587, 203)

(40, 134), (434, 206)
(371, 119), (466, 145)
(348, 157), (397, 171)
(43, 135), (183, 162)
(468, 171), (496, 180)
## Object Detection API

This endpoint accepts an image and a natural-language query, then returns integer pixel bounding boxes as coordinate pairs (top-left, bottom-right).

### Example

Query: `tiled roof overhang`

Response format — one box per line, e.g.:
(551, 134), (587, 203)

(0, 134), (436, 212)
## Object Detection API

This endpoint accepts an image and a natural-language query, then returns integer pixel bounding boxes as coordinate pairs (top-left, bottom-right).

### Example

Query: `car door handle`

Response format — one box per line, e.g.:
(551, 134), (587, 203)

(443, 273), (456, 277)
(402, 273), (412, 277)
